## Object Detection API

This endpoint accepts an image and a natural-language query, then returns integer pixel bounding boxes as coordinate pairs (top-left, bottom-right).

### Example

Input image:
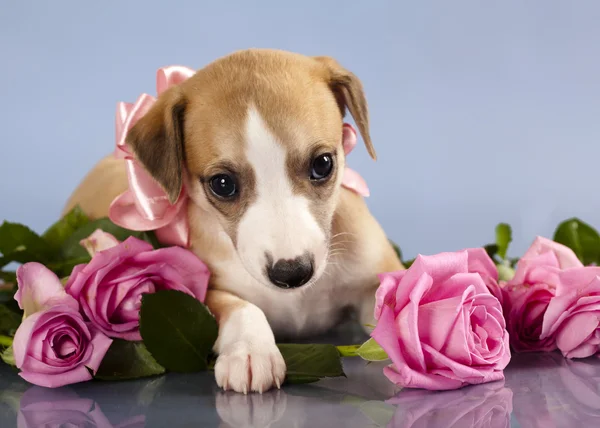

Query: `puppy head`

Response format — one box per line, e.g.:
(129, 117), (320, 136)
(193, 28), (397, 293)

(127, 49), (375, 290)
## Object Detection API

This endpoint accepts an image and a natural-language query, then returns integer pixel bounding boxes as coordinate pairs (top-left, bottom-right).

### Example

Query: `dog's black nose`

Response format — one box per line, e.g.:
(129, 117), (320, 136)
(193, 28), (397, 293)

(267, 254), (314, 289)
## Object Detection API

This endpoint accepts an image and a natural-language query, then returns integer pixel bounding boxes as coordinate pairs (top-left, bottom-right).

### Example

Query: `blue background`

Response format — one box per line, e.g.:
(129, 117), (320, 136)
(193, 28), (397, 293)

(1, 1), (599, 259)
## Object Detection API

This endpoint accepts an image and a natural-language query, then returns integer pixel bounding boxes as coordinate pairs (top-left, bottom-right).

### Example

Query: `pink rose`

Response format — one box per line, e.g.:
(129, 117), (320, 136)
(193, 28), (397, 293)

(540, 266), (600, 358)
(65, 233), (210, 341)
(504, 237), (583, 352)
(373, 249), (510, 391)
(12, 263), (112, 388)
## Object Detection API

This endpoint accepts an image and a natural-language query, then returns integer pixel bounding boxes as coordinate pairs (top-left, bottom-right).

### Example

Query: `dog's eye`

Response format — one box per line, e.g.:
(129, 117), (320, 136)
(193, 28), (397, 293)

(209, 174), (238, 199)
(310, 154), (334, 181)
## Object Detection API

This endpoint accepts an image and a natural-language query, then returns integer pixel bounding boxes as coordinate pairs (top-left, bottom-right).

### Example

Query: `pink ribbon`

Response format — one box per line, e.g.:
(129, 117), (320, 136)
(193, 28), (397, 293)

(341, 123), (370, 197)
(109, 66), (369, 249)
(109, 66), (194, 247)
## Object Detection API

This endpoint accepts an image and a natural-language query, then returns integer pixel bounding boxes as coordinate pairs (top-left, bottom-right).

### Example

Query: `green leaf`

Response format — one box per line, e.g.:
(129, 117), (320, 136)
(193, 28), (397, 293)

(356, 338), (388, 362)
(0, 305), (21, 337)
(553, 218), (600, 266)
(495, 223), (512, 259)
(0, 222), (55, 264)
(278, 343), (345, 384)
(0, 346), (15, 367)
(46, 257), (91, 279)
(140, 290), (218, 372)
(389, 239), (402, 261)
(42, 206), (90, 251)
(336, 345), (360, 357)
(61, 218), (161, 260)
(389, 239), (415, 268)
(0, 290), (15, 305)
(0, 271), (16, 284)
(484, 244), (499, 261)
(95, 340), (165, 380)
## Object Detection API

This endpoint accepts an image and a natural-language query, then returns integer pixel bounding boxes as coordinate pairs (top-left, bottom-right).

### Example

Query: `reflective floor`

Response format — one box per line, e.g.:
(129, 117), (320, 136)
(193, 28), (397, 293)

(1, 343), (599, 427)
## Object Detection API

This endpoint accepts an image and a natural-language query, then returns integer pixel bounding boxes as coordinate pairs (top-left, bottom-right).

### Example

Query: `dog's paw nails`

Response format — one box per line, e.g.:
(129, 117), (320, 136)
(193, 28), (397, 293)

(214, 341), (286, 394)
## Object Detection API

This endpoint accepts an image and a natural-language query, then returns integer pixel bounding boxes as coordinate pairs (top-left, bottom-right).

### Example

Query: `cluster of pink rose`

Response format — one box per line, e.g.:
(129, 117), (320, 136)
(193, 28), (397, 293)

(372, 236), (600, 390)
(10, 230), (209, 388)
(7, 227), (600, 392)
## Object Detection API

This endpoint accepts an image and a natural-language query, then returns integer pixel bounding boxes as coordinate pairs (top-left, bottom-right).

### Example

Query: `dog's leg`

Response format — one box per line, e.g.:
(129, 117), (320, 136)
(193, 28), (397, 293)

(205, 290), (286, 394)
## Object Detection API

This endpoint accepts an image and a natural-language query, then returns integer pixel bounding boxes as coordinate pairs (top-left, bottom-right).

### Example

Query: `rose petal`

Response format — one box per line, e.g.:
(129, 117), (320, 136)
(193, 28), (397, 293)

(556, 266), (600, 296)
(383, 363), (464, 391)
(15, 263), (78, 318)
(371, 305), (407, 371)
(466, 248), (499, 282)
(522, 237), (583, 269)
(418, 293), (469, 365)
(388, 252), (469, 316)
(83, 324), (114, 374)
(80, 229), (120, 257)
(131, 246), (210, 301)
(397, 273), (434, 371)
(375, 271), (406, 319)
(19, 365), (93, 388)
(555, 313), (599, 357)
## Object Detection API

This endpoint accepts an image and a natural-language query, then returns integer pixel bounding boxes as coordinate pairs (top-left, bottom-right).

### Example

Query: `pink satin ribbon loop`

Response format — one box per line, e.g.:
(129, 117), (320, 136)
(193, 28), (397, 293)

(109, 66), (196, 247)
(341, 123), (370, 197)
(109, 66), (369, 249)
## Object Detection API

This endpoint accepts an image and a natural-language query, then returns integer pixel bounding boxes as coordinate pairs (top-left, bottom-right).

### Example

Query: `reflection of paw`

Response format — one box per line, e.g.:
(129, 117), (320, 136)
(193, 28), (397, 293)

(214, 341), (286, 394)
(216, 388), (287, 428)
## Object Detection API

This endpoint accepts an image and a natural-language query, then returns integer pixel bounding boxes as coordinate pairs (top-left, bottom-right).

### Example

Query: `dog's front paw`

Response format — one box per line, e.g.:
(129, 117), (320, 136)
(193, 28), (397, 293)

(214, 341), (286, 394)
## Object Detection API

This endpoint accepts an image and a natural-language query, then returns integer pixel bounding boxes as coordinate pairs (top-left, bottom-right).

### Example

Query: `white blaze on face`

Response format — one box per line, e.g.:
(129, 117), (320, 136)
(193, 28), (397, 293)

(237, 106), (327, 286)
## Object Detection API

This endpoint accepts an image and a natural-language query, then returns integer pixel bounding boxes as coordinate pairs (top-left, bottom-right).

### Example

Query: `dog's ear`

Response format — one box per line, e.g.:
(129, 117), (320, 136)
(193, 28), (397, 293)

(126, 87), (187, 204)
(314, 56), (376, 160)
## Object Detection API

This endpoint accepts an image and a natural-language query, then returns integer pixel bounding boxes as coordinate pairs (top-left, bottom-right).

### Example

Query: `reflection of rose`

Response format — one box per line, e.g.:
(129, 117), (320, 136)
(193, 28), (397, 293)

(558, 359), (600, 412)
(504, 353), (559, 428)
(541, 358), (600, 426)
(16, 386), (146, 428)
(386, 381), (512, 427)
(17, 387), (114, 428)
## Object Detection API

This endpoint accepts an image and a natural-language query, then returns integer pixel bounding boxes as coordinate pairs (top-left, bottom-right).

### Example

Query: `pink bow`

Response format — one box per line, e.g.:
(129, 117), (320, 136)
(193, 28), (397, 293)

(341, 123), (370, 197)
(109, 66), (195, 247)
(109, 66), (369, 249)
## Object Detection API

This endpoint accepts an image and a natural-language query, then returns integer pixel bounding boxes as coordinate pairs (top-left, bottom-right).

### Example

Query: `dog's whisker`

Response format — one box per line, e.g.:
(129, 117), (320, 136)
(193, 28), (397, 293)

(331, 231), (356, 239)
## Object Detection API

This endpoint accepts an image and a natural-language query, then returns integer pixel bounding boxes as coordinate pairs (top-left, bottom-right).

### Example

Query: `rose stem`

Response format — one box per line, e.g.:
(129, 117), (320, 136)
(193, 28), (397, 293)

(0, 335), (13, 348)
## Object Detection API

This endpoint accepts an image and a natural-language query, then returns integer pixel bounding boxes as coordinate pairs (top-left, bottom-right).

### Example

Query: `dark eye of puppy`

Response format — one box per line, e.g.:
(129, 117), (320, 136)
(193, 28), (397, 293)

(209, 174), (238, 199)
(310, 153), (334, 181)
